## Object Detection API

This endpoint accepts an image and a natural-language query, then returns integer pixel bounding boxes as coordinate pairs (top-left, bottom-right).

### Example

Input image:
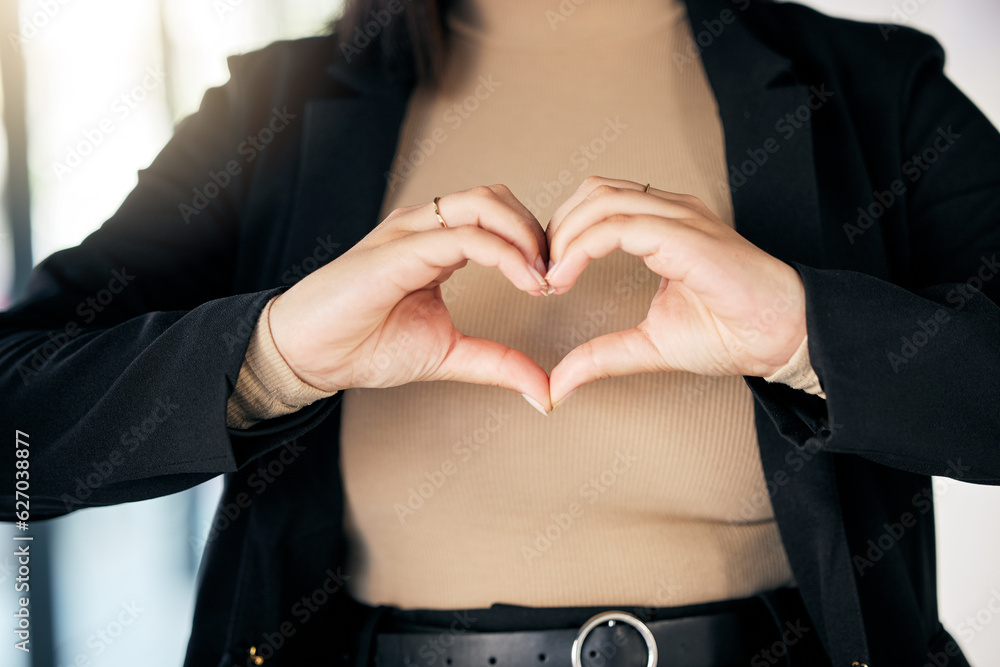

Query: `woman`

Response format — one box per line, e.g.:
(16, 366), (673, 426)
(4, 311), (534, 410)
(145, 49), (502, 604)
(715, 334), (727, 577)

(2, 0), (998, 665)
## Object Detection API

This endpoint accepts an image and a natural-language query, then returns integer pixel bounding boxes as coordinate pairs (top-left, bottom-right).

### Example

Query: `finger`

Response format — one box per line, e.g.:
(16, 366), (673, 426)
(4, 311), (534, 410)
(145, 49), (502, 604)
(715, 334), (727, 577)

(546, 215), (711, 296)
(431, 185), (549, 275)
(548, 326), (666, 405)
(548, 187), (718, 269)
(372, 225), (550, 305)
(435, 334), (552, 412)
(479, 184), (550, 267)
(546, 175), (644, 247)
(548, 216), (791, 326)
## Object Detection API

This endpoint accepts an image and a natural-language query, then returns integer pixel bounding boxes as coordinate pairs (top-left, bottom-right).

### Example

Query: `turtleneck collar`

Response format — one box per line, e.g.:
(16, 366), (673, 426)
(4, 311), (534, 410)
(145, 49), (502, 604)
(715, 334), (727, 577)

(446, 0), (685, 49)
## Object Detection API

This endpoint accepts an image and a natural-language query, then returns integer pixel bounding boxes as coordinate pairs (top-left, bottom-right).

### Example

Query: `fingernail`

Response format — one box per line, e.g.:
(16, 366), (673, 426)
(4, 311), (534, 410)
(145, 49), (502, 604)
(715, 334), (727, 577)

(552, 388), (578, 410)
(545, 261), (562, 283)
(521, 393), (549, 416)
(528, 265), (549, 290)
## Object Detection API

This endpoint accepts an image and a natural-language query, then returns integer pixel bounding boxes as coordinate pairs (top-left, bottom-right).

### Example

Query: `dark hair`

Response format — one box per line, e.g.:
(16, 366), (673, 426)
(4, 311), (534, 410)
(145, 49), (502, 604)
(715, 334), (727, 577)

(334, 0), (454, 84)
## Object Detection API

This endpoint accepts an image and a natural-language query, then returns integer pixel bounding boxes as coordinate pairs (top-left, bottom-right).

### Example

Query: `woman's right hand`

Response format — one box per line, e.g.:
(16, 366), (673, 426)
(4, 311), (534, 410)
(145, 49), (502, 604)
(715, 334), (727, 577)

(267, 184), (553, 411)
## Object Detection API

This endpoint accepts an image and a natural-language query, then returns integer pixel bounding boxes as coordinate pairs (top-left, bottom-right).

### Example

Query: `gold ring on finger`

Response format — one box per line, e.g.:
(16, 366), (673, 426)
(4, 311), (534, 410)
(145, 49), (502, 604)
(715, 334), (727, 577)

(433, 196), (447, 228)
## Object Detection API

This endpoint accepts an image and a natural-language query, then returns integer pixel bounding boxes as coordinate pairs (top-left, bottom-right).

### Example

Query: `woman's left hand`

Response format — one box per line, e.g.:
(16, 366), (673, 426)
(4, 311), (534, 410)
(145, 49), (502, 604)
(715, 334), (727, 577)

(545, 176), (808, 406)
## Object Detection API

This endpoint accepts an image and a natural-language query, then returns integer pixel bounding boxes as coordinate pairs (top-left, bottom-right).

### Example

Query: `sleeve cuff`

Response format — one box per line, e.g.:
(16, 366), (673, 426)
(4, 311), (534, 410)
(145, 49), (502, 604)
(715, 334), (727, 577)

(761, 335), (826, 399)
(226, 295), (338, 430)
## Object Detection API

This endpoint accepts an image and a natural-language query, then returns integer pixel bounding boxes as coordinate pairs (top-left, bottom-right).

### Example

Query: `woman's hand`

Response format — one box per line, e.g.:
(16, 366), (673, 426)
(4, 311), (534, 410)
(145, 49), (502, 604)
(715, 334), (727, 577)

(268, 184), (553, 410)
(545, 176), (807, 406)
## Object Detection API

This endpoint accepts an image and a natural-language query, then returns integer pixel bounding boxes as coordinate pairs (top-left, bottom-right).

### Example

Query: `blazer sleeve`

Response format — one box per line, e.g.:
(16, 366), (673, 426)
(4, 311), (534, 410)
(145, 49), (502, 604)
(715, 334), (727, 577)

(748, 35), (1000, 484)
(0, 44), (339, 520)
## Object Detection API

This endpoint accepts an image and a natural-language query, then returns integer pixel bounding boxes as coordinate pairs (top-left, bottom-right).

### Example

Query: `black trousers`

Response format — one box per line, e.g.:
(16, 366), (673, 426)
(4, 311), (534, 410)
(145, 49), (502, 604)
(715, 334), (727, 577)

(346, 587), (833, 667)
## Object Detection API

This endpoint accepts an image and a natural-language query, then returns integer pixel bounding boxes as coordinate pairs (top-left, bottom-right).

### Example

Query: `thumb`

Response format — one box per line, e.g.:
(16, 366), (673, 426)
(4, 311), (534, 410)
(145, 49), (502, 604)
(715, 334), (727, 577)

(549, 328), (664, 406)
(436, 334), (552, 413)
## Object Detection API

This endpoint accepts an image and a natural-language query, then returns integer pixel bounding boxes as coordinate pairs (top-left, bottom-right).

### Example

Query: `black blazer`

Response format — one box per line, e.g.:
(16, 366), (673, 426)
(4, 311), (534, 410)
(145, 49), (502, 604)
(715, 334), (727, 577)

(2, 0), (998, 664)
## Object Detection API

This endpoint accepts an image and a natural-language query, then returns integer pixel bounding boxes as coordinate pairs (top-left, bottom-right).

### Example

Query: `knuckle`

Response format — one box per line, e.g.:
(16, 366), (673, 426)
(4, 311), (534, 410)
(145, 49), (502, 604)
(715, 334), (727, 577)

(589, 184), (619, 200)
(682, 194), (711, 213)
(581, 175), (606, 190)
(451, 223), (476, 238)
(676, 193), (714, 217)
(470, 184), (496, 200)
(489, 183), (513, 197)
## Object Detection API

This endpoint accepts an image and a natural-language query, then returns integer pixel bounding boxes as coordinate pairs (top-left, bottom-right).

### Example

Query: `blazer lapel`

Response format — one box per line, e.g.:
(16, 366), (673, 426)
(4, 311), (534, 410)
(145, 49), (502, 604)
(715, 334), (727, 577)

(685, 1), (826, 268)
(683, 0), (868, 662)
(277, 59), (411, 276)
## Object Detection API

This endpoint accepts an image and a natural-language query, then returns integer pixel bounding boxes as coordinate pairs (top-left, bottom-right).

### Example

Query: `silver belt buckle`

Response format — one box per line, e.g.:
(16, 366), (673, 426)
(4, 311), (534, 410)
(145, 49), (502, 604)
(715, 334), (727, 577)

(571, 610), (658, 667)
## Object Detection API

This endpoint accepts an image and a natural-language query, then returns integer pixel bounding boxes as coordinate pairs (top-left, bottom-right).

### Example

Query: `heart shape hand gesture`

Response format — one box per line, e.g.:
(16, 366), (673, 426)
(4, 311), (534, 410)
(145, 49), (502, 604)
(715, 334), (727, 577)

(269, 176), (807, 413)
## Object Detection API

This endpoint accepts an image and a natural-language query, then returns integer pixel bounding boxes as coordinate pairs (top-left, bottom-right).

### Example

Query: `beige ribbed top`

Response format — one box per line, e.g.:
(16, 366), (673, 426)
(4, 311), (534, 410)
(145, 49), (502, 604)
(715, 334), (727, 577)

(228, 0), (826, 610)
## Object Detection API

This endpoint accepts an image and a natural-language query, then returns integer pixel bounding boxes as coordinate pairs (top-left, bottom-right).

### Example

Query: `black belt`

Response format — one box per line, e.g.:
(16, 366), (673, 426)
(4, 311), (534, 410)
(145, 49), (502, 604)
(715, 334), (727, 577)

(369, 605), (783, 667)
